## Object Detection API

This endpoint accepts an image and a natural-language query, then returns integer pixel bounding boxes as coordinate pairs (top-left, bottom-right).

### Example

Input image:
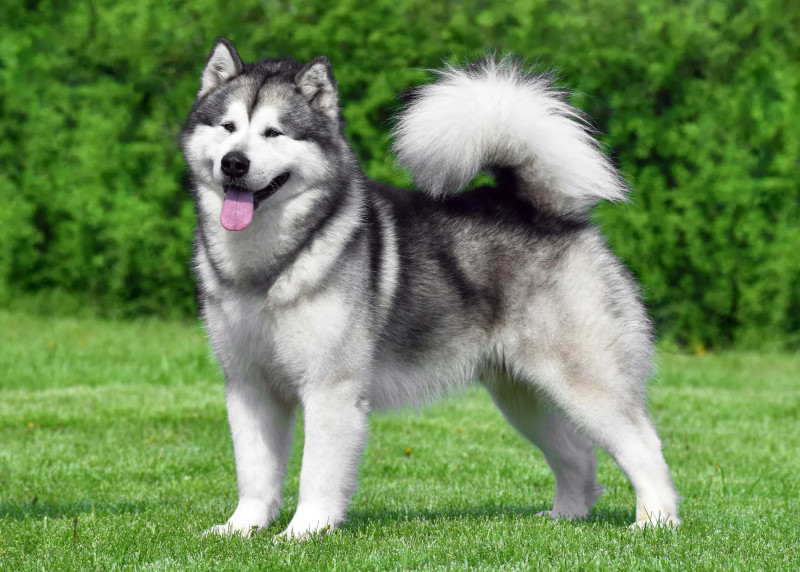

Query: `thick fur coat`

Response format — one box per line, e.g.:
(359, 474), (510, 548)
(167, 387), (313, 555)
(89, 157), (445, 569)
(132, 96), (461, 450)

(181, 38), (680, 538)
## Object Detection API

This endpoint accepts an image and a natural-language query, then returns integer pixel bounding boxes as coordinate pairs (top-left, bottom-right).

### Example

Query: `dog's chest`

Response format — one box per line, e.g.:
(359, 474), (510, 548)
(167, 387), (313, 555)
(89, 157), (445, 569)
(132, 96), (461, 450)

(207, 286), (363, 387)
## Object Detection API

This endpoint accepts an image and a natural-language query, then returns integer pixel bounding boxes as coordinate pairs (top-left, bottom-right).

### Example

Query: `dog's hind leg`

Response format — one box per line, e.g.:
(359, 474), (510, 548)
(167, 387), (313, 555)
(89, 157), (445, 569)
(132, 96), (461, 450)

(486, 377), (604, 519)
(508, 354), (681, 528)
(581, 400), (680, 528)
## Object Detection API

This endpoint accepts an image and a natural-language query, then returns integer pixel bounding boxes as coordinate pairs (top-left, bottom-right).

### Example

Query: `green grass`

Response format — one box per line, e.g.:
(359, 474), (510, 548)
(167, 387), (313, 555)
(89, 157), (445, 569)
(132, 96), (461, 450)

(1, 310), (798, 570)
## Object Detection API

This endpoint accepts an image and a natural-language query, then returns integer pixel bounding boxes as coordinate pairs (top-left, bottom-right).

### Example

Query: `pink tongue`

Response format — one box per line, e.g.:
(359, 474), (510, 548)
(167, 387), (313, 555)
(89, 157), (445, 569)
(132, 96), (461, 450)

(220, 187), (254, 231)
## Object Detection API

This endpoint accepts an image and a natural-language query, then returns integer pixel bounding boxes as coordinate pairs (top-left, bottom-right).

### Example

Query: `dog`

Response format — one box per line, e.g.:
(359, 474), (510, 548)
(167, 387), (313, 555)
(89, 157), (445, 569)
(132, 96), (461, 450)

(180, 37), (680, 538)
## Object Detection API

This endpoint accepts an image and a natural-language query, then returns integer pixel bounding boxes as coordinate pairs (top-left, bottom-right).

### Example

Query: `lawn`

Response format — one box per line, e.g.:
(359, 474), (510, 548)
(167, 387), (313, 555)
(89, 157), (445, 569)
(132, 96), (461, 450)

(1, 310), (798, 570)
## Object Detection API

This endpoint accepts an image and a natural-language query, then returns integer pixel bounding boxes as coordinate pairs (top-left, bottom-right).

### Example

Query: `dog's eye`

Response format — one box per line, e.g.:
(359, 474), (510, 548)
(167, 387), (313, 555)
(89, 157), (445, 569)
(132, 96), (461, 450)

(221, 122), (236, 133)
(263, 128), (282, 138)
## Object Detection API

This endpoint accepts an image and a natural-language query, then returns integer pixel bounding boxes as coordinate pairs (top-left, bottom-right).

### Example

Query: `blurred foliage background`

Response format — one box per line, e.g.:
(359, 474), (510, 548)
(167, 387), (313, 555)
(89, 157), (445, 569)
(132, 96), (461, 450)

(0, 0), (798, 348)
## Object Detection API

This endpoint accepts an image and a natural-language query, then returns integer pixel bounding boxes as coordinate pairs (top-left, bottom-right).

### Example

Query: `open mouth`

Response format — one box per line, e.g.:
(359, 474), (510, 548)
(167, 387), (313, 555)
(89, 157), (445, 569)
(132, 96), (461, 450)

(251, 172), (291, 208)
(220, 172), (290, 231)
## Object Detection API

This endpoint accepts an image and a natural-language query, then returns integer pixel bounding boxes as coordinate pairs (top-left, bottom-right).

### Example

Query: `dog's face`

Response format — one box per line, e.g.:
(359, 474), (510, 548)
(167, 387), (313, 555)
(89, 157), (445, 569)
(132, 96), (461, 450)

(182, 38), (343, 231)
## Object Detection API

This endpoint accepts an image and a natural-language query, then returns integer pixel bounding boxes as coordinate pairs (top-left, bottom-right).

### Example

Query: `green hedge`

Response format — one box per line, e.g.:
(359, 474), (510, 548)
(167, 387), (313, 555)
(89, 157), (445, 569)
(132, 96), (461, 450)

(1, 0), (798, 346)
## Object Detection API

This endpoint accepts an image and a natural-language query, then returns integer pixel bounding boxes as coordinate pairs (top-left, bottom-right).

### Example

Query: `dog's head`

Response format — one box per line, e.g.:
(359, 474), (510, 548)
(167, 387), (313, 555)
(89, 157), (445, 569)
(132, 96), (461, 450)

(182, 38), (344, 231)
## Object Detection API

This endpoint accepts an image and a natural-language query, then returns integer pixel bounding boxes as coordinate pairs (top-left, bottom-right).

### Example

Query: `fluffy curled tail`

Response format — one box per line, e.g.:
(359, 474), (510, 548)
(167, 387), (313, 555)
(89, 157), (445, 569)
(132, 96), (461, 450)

(391, 57), (628, 218)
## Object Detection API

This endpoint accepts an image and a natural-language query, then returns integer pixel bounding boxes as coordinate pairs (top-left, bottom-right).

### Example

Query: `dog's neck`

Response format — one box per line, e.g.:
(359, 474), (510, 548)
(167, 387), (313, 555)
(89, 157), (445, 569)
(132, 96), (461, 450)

(194, 176), (367, 303)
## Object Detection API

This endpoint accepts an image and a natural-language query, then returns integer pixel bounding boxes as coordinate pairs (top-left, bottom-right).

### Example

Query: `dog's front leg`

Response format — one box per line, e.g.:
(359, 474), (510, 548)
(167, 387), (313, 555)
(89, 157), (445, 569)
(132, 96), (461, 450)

(280, 381), (369, 539)
(206, 377), (295, 538)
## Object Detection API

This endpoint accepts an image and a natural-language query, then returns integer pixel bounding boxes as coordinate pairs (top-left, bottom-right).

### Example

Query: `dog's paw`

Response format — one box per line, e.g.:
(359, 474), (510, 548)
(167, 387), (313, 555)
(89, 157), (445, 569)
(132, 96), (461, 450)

(277, 509), (339, 541)
(535, 509), (589, 520)
(203, 522), (263, 538)
(203, 499), (275, 538)
(629, 513), (682, 530)
(274, 523), (332, 543)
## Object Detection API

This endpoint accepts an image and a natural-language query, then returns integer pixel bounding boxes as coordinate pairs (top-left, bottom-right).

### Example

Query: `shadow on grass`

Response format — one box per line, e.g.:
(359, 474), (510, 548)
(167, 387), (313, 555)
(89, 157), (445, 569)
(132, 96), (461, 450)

(2, 497), (635, 530)
(338, 503), (633, 531)
(0, 498), (163, 520)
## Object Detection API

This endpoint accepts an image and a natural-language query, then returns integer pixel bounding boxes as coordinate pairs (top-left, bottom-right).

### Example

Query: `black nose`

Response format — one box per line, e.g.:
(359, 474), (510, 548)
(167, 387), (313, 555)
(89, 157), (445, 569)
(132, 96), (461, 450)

(221, 151), (250, 178)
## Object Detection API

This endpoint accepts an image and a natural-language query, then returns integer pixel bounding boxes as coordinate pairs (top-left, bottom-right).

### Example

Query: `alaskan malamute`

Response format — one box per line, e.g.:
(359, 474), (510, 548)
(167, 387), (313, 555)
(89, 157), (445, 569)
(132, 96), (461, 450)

(181, 38), (680, 538)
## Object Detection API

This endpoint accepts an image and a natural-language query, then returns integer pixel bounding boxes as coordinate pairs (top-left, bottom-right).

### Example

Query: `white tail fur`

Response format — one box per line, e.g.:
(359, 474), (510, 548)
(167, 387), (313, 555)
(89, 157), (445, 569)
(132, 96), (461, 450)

(391, 57), (628, 218)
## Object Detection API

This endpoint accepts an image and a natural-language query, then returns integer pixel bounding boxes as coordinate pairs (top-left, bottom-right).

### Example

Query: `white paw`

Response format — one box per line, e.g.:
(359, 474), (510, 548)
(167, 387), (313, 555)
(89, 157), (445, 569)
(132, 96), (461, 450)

(536, 509), (589, 520)
(629, 513), (682, 529)
(203, 522), (263, 538)
(203, 499), (275, 538)
(277, 508), (340, 540)
(275, 523), (332, 542)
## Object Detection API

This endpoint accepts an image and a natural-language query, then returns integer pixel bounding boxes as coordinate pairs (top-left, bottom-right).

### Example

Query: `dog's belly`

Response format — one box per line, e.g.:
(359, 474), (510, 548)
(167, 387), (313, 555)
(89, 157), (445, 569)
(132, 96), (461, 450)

(206, 285), (489, 408)
(365, 325), (493, 409)
(367, 358), (480, 409)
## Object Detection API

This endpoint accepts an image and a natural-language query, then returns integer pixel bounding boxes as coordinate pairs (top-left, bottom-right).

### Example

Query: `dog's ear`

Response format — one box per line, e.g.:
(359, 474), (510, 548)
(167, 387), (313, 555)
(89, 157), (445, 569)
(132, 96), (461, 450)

(199, 38), (244, 97)
(294, 56), (339, 120)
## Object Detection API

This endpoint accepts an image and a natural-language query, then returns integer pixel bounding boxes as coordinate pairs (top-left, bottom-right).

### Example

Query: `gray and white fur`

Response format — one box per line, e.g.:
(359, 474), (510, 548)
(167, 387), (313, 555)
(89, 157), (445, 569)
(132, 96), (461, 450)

(181, 38), (680, 538)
